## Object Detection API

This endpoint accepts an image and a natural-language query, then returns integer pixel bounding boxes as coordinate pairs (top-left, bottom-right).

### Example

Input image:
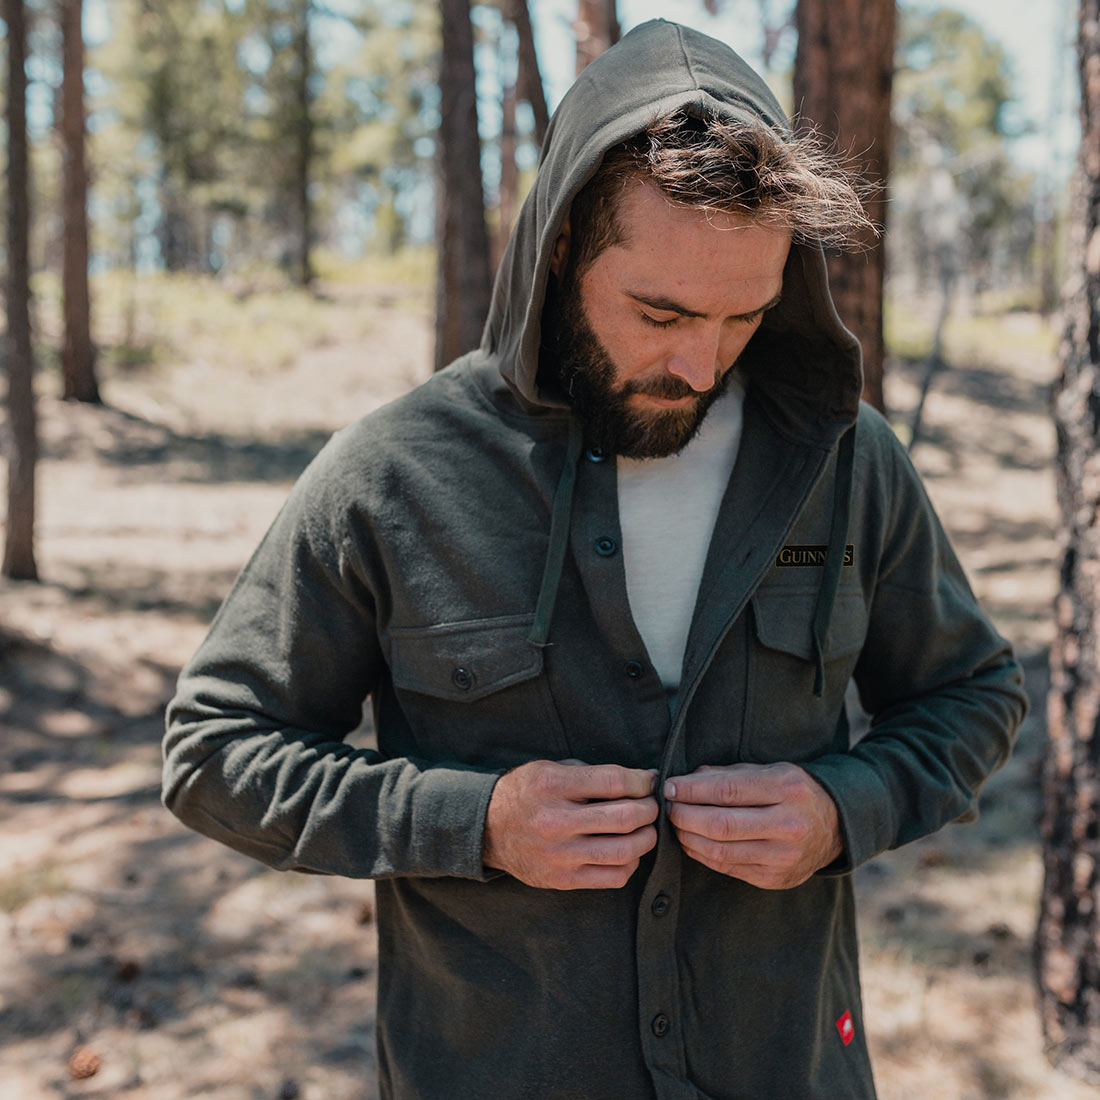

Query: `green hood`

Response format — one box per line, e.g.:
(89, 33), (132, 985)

(481, 18), (863, 448)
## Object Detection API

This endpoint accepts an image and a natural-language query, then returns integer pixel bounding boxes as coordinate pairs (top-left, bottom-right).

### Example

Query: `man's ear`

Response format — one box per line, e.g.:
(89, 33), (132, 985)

(550, 219), (571, 277)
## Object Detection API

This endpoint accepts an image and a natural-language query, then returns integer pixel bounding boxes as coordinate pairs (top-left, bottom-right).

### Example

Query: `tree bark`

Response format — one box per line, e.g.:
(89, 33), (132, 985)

(575, 0), (619, 76)
(1038, 0), (1100, 1082)
(497, 70), (518, 265)
(4, 0), (39, 581)
(434, 0), (493, 372)
(507, 0), (548, 148)
(293, 0), (315, 289)
(793, 0), (894, 413)
(60, 0), (100, 404)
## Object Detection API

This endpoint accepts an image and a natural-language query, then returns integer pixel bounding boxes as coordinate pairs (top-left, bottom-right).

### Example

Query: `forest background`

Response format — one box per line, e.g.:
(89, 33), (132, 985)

(0, 0), (1092, 1097)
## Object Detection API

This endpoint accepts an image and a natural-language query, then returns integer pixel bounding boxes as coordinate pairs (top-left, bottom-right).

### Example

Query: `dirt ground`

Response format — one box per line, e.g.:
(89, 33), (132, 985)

(0, 278), (1086, 1099)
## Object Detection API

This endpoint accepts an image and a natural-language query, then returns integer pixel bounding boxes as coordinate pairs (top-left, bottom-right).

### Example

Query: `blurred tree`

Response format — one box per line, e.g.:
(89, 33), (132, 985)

(493, 0), (548, 260)
(497, 36), (518, 264)
(793, 0), (894, 414)
(507, 0), (547, 147)
(575, 0), (618, 75)
(434, 0), (492, 371)
(1038, 0), (1100, 1080)
(245, 0), (322, 286)
(108, 0), (252, 271)
(59, 0), (100, 403)
(892, 7), (1029, 297)
(4, 0), (40, 581)
(322, 2), (436, 255)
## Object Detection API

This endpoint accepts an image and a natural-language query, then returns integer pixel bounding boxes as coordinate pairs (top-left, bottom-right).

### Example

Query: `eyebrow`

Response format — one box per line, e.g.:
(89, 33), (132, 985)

(628, 289), (784, 322)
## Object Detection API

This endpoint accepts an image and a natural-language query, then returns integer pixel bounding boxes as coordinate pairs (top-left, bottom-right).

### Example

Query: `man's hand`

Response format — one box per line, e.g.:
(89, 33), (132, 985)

(664, 763), (843, 890)
(484, 760), (659, 890)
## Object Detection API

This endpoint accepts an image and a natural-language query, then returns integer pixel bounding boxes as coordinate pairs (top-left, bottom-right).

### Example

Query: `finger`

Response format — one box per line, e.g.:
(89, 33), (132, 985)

(570, 824), (658, 866)
(676, 829), (770, 868)
(676, 837), (782, 889)
(549, 762), (658, 802)
(675, 829), (816, 890)
(575, 795), (659, 836)
(564, 861), (643, 890)
(666, 801), (775, 842)
(664, 763), (789, 806)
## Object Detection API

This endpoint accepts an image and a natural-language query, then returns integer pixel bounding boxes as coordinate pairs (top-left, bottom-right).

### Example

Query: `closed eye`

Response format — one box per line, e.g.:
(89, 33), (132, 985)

(640, 312), (678, 329)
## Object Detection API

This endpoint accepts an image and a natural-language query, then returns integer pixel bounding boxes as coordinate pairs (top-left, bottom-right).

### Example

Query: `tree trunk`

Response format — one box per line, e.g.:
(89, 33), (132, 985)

(60, 0), (100, 404)
(4, 0), (39, 581)
(507, 0), (548, 148)
(1038, 0), (1100, 1082)
(793, 0), (894, 413)
(496, 70), (518, 266)
(434, 0), (493, 372)
(575, 0), (619, 76)
(293, 0), (315, 289)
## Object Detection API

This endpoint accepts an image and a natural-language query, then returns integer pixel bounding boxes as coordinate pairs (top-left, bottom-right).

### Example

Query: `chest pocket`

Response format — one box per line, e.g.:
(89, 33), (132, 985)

(388, 614), (571, 768)
(742, 587), (867, 763)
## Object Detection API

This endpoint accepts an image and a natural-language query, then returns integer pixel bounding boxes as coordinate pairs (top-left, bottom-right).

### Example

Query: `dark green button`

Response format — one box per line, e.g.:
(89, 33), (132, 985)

(451, 667), (474, 690)
(652, 1013), (670, 1037)
(594, 536), (617, 557)
(626, 660), (644, 680)
(651, 894), (671, 917)
(585, 446), (606, 463)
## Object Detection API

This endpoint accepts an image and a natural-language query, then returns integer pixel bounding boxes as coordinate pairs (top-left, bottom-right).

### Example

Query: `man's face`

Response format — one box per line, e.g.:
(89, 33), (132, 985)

(547, 179), (791, 459)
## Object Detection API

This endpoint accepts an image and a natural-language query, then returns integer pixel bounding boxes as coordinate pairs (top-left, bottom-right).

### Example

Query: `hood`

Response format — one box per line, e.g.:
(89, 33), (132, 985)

(481, 18), (863, 449)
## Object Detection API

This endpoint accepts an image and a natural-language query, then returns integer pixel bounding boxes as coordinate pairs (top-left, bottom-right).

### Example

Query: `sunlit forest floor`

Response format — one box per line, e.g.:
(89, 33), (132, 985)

(0, 262), (1084, 1099)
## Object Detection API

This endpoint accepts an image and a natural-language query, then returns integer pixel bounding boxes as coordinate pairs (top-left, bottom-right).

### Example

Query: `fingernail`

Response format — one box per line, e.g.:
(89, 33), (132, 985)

(664, 781), (676, 800)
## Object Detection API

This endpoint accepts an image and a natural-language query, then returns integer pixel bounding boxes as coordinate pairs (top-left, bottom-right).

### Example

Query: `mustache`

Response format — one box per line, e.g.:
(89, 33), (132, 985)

(622, 370), (723, 401)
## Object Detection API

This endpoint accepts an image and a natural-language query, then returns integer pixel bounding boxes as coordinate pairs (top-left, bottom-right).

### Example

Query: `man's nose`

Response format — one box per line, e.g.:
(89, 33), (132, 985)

(665, 329), (728, 392)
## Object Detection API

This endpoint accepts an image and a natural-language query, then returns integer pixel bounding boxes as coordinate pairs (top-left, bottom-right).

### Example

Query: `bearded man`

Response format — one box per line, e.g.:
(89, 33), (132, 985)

(165, 20), (1026, 1100)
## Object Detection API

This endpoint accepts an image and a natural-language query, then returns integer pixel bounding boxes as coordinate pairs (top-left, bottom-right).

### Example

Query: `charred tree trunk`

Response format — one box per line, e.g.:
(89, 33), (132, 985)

(434, 0), (493, 372)
(575, 0), (619, 76)
(4, 0), (39, 581)
(60, 0), (100, 404)
(793, 0), (894, 413)
(507, 0), (549, 148)
(1038, 0), (1100, 1082)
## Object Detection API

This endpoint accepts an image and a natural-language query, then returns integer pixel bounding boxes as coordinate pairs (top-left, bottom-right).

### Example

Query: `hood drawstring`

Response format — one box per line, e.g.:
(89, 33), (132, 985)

(810, 423), (857, 697)
(528, 417), (585, 649)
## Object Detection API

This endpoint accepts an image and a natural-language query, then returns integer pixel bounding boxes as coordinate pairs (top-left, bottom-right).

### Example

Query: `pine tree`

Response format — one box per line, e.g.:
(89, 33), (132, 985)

(434, 0), (492, 371)
(60, 0), (100, 403)
(793, 0), (894, 413)
(4, 0), (40, 581)
(1037, 0), (1100, 1082)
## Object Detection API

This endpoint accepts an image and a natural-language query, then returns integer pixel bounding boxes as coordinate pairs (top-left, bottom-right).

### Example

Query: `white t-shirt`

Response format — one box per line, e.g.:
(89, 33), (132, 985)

(616, 378), (745, 694)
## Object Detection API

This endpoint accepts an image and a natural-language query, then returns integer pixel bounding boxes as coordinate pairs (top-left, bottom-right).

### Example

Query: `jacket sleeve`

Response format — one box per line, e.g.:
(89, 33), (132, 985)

(162, 431), (501, 880)
(801, 411), (1028, 870)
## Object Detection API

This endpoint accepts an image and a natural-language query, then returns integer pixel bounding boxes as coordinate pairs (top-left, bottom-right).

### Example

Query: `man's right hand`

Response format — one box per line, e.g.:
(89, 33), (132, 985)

(483, 760), (659, 890)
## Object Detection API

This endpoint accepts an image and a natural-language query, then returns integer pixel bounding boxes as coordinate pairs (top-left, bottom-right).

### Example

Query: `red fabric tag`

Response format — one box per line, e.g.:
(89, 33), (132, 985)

(836, 1010), (855, 1047)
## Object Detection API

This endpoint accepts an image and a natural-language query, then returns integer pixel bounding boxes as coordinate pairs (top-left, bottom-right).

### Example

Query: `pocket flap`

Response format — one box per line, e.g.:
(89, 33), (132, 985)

(751, 588), (866, 661)
(389, 615), (543, 702)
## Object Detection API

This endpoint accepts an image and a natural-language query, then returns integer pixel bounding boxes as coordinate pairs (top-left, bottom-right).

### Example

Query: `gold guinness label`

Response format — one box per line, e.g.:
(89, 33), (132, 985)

(775, 544), (855, 568)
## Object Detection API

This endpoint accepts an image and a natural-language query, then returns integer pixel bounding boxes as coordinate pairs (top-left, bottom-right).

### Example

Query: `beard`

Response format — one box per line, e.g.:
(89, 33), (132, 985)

(545, 266), (731, 460)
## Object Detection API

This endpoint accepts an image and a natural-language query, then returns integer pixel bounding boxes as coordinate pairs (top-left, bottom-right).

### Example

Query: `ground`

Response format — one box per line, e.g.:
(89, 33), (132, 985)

(0, 270), (1086, 1099)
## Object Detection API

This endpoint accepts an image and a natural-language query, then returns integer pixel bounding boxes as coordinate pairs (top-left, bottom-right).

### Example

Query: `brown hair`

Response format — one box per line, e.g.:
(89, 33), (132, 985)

(565, 111), (875, 277)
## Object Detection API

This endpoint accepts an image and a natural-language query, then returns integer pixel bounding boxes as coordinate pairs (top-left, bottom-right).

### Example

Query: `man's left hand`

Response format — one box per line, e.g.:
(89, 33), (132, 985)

(663, 763), (843, 890)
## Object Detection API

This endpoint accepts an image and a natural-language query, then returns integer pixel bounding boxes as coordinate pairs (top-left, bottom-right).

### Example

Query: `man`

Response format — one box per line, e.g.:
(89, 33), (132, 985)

(164, 19), (1026, 1100)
